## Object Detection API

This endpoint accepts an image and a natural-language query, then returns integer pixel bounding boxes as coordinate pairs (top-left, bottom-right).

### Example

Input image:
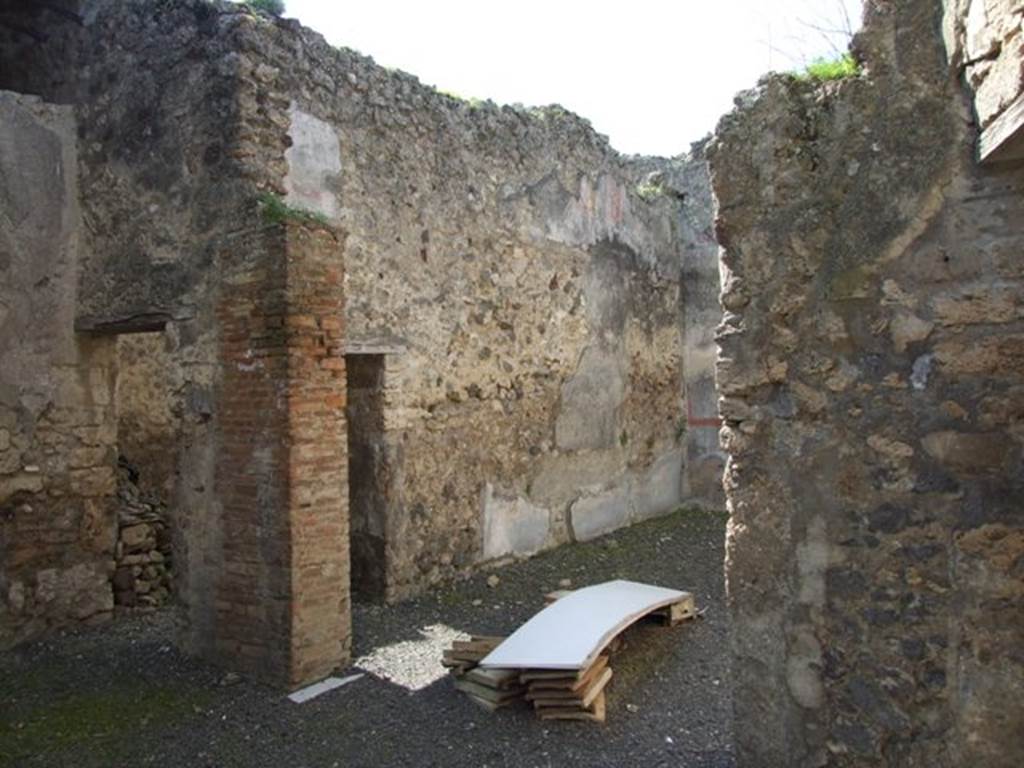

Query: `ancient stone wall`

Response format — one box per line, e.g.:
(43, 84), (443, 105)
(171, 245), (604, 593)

(0, 91), (118, 649)
(709, 1), (1024, 765)
(944, 0), (1024, 161)
(1, 0), (718, 681)
(0, 2), (354, 685)
(116, 333), (181, 497)
(666, 145), (725, 508)
(233, 16), (707, 599)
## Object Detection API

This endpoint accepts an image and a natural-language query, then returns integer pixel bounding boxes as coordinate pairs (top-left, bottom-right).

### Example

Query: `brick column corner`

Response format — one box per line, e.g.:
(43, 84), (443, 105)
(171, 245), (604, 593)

(209, 221), (349, 689)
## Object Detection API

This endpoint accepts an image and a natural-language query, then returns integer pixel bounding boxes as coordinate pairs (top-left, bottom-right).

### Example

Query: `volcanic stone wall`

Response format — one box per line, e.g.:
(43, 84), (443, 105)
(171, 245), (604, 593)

(0, 1), (354, 685)
(944, 0), (1024, 161)
(116, 333), (181, 498)
(709, 1), (1024, 765)
(0, 91), (118, 649)
(236, 13), (706, 599)
(0, 0), (717, 682)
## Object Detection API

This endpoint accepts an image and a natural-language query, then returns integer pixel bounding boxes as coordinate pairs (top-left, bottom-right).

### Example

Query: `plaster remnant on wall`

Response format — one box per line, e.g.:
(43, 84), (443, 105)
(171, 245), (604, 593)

(569, 484), (633, 542)
(481, 484), (550, 560)
(554, 345), (625, 451)
(633, 448), (684, 521)
(285, 105), (342, 220)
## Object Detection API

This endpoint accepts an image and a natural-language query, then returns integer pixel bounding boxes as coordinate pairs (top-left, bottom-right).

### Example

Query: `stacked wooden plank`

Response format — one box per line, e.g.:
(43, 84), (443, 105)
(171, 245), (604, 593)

(522, 653), (613, 722)
(443, 636), (527, 711)
(445, 581), (699, 724)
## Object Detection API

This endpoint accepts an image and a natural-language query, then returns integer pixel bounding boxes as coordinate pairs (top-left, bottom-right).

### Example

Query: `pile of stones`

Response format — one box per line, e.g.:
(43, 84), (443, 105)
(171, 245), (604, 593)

(112, 458), (173, 609)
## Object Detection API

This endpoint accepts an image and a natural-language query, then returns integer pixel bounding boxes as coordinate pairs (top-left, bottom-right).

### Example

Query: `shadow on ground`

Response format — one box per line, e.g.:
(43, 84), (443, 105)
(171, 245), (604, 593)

(0, 507), (733, 768)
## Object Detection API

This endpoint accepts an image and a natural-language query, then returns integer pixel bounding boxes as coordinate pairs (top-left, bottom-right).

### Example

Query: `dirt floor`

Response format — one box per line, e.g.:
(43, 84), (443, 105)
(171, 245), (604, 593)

(0, 508), (733, 768)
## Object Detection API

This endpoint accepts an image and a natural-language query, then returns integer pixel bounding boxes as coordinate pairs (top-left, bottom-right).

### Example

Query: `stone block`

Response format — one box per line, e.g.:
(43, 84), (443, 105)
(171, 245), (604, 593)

(120, 523), (155, 553)
(973, 35), (1024, 128)
(931, 284), (1018, 326)
(921, 431), (1019, 474)
(112, 567), (135, 591)
(890, 312), (933, 352)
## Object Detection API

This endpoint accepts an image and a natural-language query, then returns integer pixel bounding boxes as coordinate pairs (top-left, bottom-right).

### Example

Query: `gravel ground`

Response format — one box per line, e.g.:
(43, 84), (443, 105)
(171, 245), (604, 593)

(0, 508), (733, 768)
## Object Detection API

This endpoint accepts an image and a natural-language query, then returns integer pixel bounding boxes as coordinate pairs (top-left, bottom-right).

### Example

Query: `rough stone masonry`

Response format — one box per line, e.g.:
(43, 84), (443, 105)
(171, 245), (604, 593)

(1, 1), (1021, 763)
(0, 0), (719, 687)
(709, 0), (1024, 765)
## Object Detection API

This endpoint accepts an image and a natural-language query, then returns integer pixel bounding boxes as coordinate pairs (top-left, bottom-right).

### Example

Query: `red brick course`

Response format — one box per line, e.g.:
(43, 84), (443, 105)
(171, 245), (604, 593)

(211, 222), (349, 688)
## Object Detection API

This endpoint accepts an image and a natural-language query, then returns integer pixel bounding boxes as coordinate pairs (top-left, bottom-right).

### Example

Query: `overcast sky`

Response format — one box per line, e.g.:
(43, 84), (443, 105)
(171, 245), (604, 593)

(270, 0), (863, 157)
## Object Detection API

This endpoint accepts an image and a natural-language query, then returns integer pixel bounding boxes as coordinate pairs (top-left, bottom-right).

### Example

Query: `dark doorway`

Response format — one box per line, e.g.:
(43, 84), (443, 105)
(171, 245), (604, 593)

(345, 354), (388, 602)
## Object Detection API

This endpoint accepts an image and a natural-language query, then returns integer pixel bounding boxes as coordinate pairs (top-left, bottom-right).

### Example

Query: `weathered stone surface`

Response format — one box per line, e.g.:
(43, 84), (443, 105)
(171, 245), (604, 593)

(0, 0), (714, 687)
(0, 92), (117, 650)
(710, 0), (1024, 764)
(946, 0), (1024, 158)
(921, 430), (1019, 474)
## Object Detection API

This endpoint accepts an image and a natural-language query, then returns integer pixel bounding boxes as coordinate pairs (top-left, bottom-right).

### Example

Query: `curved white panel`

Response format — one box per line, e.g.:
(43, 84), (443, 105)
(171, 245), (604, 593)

(479, 579), (690, 671)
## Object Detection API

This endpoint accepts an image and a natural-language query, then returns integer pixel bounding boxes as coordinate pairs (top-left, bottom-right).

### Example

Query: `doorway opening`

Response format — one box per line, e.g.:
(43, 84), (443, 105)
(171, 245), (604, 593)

(112, 330), (181, 610)
(345, 354), (388, 602)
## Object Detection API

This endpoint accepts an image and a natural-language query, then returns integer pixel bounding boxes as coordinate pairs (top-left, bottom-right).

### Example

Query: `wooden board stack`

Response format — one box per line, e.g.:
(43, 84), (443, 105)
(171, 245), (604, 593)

(443, 583), (698, 724)
(523, 653), (612, 722)
(442, 635), (527, 711)
(442, 636), (611, 721)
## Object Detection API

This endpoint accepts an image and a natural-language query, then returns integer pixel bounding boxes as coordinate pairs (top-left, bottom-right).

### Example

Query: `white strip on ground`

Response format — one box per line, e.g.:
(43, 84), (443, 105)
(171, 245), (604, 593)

(480, 579), (689, 670)
(288, 673), (365, 704)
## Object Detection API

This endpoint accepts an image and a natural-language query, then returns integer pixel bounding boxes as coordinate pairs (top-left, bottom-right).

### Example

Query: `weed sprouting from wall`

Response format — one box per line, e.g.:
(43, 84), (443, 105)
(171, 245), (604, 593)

(796, 53), (861, 82)
(256, 192), (329, 227)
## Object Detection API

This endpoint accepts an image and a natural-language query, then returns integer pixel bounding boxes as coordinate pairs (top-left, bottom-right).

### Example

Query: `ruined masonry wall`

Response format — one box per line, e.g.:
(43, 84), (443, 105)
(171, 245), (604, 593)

(116, 333), (181, 497)
(0, 92), (118, 649)
(0, 3), (354, 683)
(709, 1), (1024, 765)
(944, 0), (1024, 159)
(235, 15), (703, 598)
(0, 1), (712, 678)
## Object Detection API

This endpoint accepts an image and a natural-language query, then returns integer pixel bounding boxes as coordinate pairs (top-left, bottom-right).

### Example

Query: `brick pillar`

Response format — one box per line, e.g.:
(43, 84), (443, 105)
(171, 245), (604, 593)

(211, 221), (349, 688)
(283, 223), (351, 686)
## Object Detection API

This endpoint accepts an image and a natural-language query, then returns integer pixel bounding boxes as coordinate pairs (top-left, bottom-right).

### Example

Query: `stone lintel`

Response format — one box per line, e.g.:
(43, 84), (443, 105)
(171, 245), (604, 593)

(980, 91), (1024, 164)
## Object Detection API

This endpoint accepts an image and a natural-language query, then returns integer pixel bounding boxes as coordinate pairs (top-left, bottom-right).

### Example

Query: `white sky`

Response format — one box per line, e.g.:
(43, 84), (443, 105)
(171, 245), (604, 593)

(271, 0), (863, 157)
